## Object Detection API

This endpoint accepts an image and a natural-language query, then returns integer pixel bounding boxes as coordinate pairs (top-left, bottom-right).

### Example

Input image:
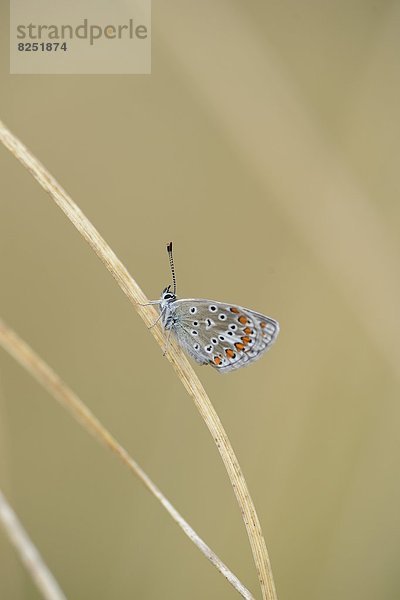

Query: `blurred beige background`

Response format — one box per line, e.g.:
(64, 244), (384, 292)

(1, 1), (400, 599)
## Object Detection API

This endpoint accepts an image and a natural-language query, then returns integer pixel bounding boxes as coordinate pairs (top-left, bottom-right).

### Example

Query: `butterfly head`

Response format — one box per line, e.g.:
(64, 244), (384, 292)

(161, 284), (176, 301)
(160, 284), (177, 311)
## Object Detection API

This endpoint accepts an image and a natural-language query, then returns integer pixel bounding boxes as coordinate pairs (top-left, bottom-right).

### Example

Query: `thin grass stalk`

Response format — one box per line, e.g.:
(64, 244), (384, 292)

(0, 119), (277, 600)
(0, 489), (67, 600)
(0, 319), (254, 600)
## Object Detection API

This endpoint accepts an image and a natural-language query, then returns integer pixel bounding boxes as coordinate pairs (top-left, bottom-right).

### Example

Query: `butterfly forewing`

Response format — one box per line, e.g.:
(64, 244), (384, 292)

(169, 299), (279, 373)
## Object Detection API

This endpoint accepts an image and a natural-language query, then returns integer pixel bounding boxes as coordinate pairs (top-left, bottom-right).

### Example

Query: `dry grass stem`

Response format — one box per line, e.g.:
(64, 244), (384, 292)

(0, 319), (254, 600)
(0, 119), (277, 600)
(0, 489), (67, 600)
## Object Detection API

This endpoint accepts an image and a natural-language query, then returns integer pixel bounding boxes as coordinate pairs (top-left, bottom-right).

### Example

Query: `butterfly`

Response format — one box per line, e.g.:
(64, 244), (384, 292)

(146, 243), (279, 373)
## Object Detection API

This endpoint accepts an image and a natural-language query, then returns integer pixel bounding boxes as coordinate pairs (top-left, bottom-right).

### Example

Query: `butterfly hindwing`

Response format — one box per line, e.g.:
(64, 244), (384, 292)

(168, 299), (279, 372)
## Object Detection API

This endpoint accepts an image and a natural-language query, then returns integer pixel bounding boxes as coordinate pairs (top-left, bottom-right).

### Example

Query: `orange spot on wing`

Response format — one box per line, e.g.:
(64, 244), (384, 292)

(238, 315), (247, 325)
(260, 321), (267, 328)
(244, 327), (252, 334)
(241, 336), (251, 345)
(235, 342), (245, 351)
(230, 307), (239, 313)
(214, 356), (222, 365)
(226, 349), (235, 358)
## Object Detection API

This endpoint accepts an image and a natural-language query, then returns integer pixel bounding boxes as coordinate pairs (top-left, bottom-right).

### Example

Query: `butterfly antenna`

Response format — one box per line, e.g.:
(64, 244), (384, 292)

(166, 241), (177, 295)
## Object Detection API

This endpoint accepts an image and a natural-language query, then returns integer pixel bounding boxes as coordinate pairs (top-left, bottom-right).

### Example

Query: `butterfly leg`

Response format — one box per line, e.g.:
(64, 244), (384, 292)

(162, 328), (173, 356)
(148, 312), (163, 329)
(138, 300), (162, 306)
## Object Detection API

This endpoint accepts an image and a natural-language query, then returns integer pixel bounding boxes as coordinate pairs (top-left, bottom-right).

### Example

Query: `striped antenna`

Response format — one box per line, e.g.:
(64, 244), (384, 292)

(166, 242), (177, 295)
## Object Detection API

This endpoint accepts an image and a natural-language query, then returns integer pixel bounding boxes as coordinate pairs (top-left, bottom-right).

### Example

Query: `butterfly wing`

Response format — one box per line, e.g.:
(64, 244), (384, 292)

(170, 299), (279, 373)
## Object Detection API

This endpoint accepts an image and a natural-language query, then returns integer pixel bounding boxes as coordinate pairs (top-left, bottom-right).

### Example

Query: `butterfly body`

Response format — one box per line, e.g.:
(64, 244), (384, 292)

(157, 281), (279, 373)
